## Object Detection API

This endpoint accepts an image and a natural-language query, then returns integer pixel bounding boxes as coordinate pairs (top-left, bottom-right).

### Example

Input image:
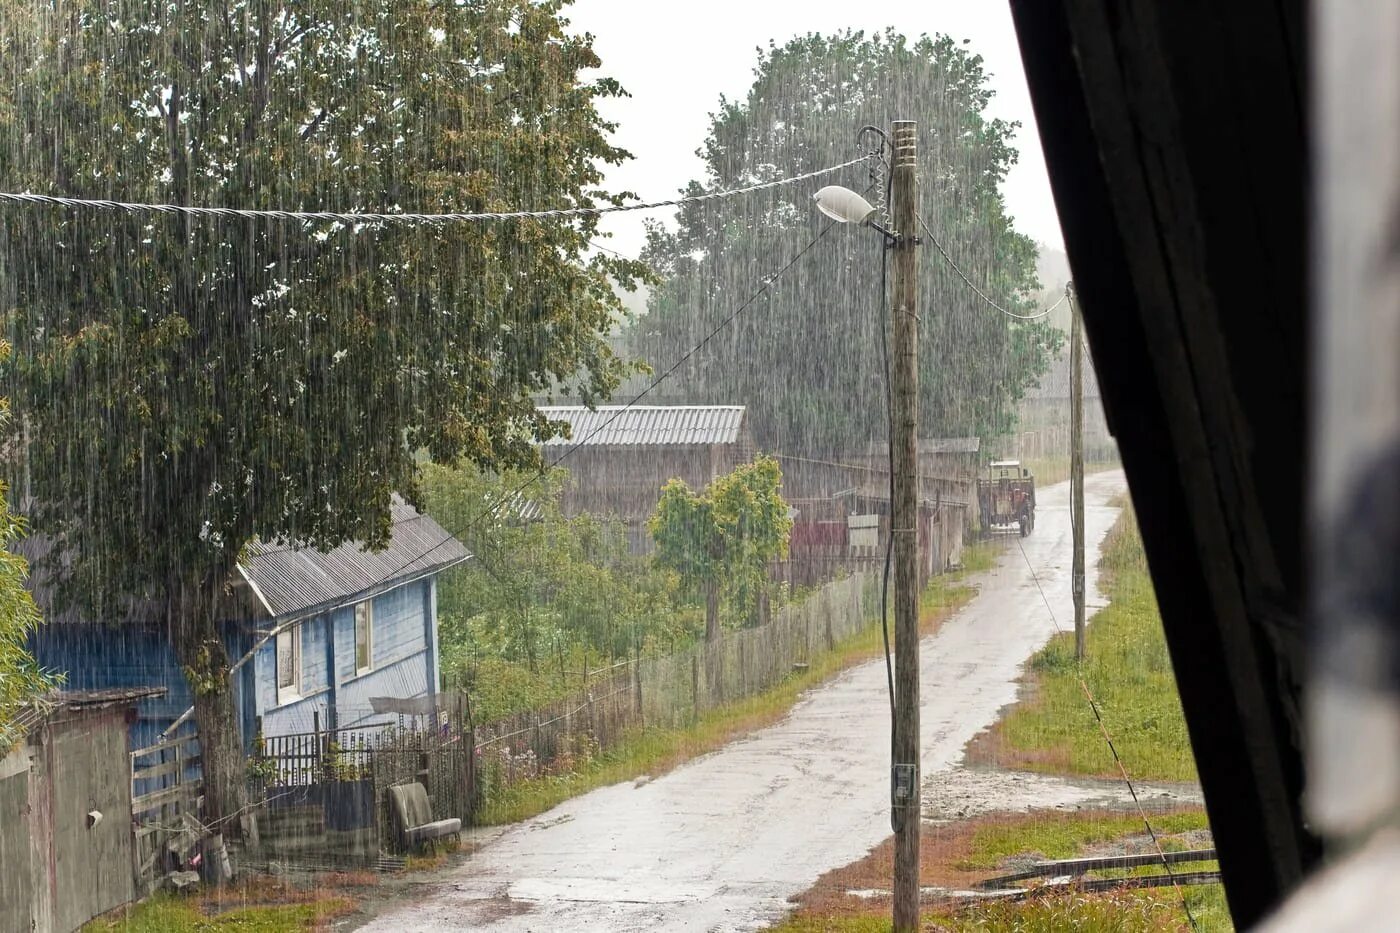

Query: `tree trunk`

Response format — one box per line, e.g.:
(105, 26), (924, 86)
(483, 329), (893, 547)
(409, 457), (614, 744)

(170, 617), (249, 840)
(705, 579), (721, 644)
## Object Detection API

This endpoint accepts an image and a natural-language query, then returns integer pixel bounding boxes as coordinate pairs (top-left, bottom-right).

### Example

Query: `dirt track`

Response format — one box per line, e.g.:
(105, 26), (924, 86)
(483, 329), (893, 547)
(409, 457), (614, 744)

(355, 472), (1128, 932)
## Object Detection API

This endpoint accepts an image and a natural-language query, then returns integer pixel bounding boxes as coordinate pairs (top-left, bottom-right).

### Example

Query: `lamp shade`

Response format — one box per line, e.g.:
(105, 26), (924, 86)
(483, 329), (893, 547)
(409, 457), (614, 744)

(813, 185), (877, 225)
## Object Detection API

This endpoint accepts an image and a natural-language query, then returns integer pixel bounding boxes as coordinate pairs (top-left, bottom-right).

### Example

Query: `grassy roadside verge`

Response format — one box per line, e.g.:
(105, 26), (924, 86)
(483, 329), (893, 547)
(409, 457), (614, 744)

(86, 873), (372, 931)
(968, 507), (1196, 782)
(476, 546), (995, 826)
(771, 806), (1228, 933)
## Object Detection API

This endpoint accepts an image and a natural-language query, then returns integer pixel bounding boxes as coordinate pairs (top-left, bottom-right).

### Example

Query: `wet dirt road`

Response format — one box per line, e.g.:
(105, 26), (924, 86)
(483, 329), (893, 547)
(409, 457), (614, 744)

(357, 471), (1127, 932)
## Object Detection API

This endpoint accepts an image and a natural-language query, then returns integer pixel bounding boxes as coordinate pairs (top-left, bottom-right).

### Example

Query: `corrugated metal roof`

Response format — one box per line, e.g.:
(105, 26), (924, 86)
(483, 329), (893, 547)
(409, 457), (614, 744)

(537, 405), (746, 447)
(239, 496), (470, 620)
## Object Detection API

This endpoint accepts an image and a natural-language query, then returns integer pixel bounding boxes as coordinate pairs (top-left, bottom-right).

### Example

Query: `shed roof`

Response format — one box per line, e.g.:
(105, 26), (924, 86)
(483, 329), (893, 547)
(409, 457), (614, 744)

(239, 496), (469, 620)
(53, 687), (167, 709)
(537, 405), (746, 447)
(9, 687), (167, 736)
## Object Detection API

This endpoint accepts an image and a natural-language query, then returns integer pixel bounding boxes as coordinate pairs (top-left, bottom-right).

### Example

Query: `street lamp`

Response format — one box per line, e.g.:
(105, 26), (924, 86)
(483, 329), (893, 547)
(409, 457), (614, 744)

(813, 184), (898, 242)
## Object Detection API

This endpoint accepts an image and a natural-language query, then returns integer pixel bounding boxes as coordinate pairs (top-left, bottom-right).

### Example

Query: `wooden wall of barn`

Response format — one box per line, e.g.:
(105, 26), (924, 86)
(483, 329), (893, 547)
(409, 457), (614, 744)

(0, 706), (137, 933)
(555, 444), (753, 551)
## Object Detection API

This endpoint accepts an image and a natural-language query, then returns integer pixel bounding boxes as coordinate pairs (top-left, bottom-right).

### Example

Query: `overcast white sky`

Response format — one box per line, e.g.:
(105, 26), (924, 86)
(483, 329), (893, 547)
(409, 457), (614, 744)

(566, 0), (1063, 259)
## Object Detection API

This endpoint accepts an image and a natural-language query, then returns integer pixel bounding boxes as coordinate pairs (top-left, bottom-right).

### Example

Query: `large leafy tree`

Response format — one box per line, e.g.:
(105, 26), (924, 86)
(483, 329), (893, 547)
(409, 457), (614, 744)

(650, 456), (792, 642)
(0, 0), (644, 826)
(634, 30), (1060, 453)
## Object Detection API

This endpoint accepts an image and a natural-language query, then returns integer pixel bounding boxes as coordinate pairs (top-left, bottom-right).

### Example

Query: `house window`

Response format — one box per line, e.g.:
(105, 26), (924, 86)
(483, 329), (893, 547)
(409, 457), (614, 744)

(354, 600), (373, 674)
(276, 627), (301, 703)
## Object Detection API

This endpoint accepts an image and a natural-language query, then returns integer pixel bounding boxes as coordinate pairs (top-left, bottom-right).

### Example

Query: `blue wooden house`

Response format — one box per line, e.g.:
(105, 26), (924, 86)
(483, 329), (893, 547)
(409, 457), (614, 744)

(27, 497), (470, 751)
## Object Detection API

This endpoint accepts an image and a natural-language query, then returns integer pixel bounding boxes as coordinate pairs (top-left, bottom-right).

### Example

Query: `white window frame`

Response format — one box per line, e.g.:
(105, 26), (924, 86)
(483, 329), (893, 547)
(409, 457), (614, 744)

(275, 625), (302, 705)
(354, 600), (374, 675)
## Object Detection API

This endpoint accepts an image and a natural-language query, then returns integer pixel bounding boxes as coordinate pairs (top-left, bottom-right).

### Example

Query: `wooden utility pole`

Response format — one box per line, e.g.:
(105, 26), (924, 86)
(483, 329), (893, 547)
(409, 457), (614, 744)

(1069, 283), (1086, 660)
(889, 119), (921, 933)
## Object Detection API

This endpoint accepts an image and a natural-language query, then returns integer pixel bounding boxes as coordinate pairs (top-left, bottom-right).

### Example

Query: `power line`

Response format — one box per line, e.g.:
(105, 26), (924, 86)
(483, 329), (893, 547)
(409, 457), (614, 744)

(916, 213), (1067, 321)
(1012, 532), (1201, 932)
(588, 239), (634, 260)
(0, 157), (867, 226)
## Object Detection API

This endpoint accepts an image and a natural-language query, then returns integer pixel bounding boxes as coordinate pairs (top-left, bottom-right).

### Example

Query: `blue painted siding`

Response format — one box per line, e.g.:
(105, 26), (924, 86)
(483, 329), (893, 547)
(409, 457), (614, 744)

(332, 604), (356, 681)
(31, 576), (444, 747)
(370, 583), (426, 667)
(425, 577), (441, 694)
(252, 615), (334, 737)
(29, 623), (253, 751)
(335, 653), (431, 730)
(330, 580), (432, 729)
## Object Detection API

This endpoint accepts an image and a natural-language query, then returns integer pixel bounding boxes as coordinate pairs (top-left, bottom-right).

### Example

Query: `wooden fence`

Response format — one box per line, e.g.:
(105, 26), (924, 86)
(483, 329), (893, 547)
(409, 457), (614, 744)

(246, 573), (872, 849)
(472, 572), (873, 803)
(251, 707), (473, 860)
(130, 725), (202, 890)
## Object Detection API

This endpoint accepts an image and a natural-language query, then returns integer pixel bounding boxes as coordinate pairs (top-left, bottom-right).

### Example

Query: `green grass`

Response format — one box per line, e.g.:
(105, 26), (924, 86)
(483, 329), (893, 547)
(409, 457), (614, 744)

(954, 810), (1229, 931)
(85, 894), (352, 932)
(477, 572), (982, 825)
(955, 540), (997, 575)
(773, 886), (1231, 933)
(991, 508), (1198, 783)
(771, 807), (1229, 933)
(956, 810), (1211, 871)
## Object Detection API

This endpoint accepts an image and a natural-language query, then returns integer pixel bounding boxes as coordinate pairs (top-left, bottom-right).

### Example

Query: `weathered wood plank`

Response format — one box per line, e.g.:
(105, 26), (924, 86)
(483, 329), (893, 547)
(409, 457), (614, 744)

(130, 735), (197, 762)
(132, 782), (201, 814)
(131, 756), (202, 785)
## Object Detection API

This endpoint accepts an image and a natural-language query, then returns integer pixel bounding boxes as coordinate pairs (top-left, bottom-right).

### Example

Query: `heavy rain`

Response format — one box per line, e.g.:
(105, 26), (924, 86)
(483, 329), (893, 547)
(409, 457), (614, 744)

(4, 1), (1329, 931)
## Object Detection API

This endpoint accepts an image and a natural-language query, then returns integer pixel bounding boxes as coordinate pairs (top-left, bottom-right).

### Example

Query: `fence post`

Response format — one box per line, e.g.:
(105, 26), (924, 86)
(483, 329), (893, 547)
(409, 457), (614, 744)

(634, 656), (644, 728)
(533, 713), (542, 772)
(691, 654), (699, 719)
(313, 709), (324, 783)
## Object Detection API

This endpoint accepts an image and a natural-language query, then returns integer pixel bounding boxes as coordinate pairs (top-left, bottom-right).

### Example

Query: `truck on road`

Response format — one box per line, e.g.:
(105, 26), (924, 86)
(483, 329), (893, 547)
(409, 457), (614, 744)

(978, 460), (1036, 537)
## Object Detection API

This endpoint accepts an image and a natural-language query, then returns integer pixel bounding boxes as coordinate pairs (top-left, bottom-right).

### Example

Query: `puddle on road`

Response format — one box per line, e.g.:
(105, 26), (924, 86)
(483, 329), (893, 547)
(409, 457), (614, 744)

(922, 765), (1202, 822)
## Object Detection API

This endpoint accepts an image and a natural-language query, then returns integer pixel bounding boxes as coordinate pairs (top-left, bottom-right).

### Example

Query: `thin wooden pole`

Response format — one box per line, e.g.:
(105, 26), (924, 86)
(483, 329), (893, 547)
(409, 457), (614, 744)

(890, 118), (921, 933)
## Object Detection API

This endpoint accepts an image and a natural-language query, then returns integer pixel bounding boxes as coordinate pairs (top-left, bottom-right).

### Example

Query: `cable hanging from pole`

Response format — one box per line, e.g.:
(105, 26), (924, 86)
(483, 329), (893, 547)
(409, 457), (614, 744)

(916, 213), (1068, 321)
(0, 156), (868, 226)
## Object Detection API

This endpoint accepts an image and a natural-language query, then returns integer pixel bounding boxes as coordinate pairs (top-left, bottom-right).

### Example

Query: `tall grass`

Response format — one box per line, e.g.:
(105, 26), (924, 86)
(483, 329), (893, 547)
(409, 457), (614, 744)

(988, 508), (1198, 783)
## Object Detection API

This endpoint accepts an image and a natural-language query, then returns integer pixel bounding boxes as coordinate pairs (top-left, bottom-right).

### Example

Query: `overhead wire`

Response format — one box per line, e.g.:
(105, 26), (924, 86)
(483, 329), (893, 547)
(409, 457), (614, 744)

(916, 213), (1067, 321)
(0, 157), (868, 226)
